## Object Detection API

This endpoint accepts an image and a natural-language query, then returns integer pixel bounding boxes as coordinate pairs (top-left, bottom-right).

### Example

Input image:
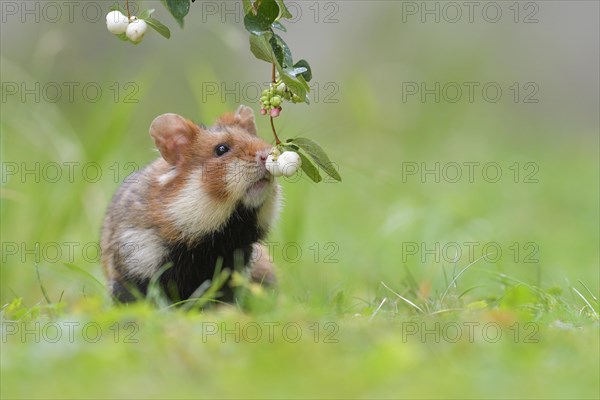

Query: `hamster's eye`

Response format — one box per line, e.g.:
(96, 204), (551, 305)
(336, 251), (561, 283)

(214, 144), (230, 157)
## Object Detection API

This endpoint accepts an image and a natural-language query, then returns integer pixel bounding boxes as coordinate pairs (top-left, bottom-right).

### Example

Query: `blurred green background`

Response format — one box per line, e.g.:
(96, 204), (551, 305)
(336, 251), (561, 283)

(1, 1), (598, 399)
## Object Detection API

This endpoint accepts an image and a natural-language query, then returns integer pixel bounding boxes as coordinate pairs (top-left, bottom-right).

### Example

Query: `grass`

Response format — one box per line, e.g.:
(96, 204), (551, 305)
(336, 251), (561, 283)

(1, 2), (599, 399)
(1, 267), (598, 399)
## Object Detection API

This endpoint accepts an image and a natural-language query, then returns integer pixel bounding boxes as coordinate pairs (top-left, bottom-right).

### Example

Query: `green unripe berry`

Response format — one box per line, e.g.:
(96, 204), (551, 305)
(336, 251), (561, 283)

(271, 96), (282, 107)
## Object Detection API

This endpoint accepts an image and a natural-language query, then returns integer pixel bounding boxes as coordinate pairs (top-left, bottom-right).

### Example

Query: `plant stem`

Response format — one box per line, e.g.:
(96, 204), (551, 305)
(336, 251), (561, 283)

(125, 0), (131, 19)
(270, 117), (281, 145)
(270, 63), (281, 145)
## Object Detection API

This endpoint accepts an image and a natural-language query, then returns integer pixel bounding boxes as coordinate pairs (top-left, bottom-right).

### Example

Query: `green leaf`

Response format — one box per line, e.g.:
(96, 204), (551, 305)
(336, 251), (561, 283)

(244, 0), (279, 35)
(249, 36), (310, 105)
(288, 137), (342, 181)
(138, 8), (156, 20)
(275, 0), (293, 19)
(293, 59), (312, 82)
(272, 21), (287, 32)
(283, 143), (299, 151)
(144, 17), (172, 39)
(109, 4), (126, 13)
(279, 71), (310, 104)
(242, 0), (253, 13)
(115, 32), (130, 42)
(269, 33), (293, 68)
(244, 3), (313, 106)
(298, 152), (322, 183)
(249, 32), (275, 63)
(283, 146), (322, 183)
(292, 66), (307, 75)
(162, 0), (190, 28)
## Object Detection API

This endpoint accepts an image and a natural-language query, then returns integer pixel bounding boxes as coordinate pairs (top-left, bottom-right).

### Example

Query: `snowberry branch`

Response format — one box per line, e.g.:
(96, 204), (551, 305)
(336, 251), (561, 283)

(269, 62), (282, 145)
(105, 0), (341, 183)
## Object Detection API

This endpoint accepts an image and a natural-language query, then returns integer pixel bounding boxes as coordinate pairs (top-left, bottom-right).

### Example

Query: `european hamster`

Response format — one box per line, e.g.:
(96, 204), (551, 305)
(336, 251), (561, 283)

(100, 105), (280, 303)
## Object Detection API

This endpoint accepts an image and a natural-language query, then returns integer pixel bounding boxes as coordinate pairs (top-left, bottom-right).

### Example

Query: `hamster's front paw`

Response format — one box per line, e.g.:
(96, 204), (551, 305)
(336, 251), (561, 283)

(250, 243), (277, 286)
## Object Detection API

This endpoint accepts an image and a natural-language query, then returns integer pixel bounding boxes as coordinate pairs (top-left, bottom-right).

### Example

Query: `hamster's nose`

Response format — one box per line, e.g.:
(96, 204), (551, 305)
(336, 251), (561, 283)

(257, 149), (269, 164)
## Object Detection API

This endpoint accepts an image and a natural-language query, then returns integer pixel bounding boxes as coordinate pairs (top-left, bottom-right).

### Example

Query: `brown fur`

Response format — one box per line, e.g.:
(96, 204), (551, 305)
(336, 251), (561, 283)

(100, 106), (280, 300)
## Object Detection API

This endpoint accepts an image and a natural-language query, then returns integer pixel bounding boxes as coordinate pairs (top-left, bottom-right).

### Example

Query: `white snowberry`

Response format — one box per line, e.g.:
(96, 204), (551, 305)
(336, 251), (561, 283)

(126, 18), (148, 43)
(278, 151), (302, 177)
(265, 154), (283, 177)
(106, 11), (129, 35)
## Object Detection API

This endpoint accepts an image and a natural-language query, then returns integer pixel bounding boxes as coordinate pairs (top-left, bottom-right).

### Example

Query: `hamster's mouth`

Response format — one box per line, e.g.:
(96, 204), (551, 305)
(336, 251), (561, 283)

(243, 176), (272, 208)
(246, 177), (271, 195)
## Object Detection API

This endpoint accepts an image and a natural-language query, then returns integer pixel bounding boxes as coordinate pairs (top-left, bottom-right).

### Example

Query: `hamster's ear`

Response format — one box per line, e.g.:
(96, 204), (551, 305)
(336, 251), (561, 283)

(234, 105), (257, 136)
(149, 113), (199, 166)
